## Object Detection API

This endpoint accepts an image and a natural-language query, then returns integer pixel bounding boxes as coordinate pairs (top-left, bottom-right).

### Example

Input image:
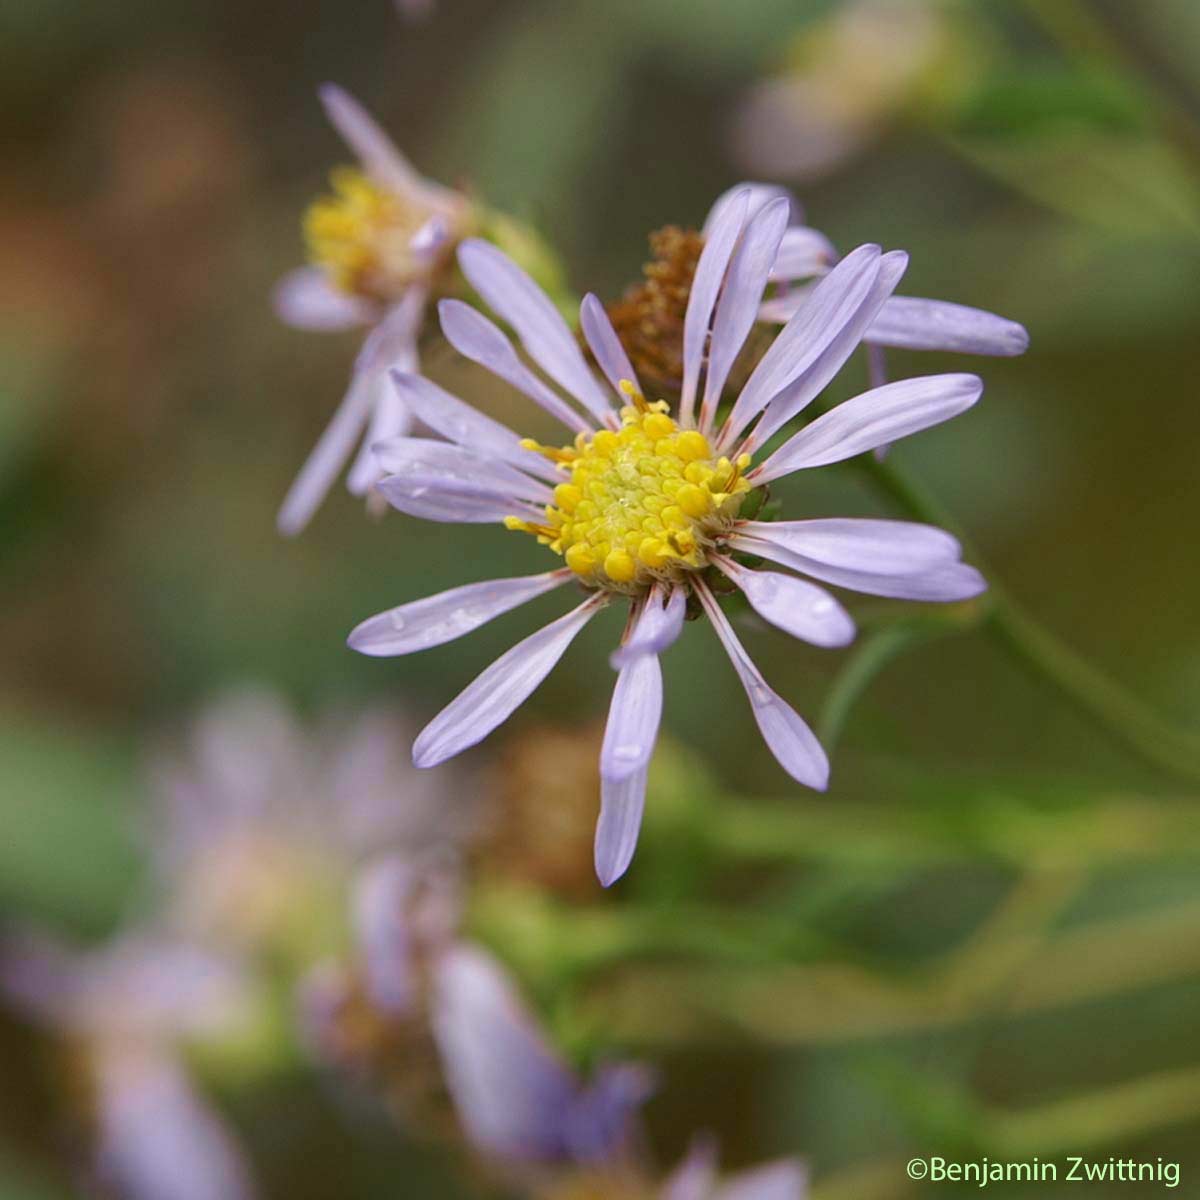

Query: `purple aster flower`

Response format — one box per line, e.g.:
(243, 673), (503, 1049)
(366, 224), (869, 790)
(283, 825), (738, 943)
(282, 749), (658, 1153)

(350, 191), (989, 885)
(433, 945), (805, 1198)
(273, 84), (473, 535)
(0, 930), (257, 1200)
(703, 183), (1029, 365)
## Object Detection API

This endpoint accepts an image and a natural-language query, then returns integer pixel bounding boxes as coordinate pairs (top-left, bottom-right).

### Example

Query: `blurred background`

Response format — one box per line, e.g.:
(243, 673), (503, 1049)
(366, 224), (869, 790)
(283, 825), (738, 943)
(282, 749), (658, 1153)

(2, 0), (1200, 1196)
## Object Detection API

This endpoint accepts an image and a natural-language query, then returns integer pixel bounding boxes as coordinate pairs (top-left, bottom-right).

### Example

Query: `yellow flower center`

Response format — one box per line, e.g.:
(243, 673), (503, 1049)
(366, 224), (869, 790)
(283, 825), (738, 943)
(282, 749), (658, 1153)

(304, 167), (433, 301)
(507, 383), (751, 593)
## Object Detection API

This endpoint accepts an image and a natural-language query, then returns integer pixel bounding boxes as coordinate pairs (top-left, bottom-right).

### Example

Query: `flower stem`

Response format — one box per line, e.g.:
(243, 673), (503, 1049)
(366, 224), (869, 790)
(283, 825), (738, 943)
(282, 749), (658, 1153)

(857, 453), (1200, 786)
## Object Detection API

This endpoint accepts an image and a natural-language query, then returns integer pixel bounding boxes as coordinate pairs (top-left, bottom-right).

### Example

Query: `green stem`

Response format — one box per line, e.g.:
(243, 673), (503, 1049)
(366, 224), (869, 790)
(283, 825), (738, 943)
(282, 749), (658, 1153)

(857, 454), (1200, 786)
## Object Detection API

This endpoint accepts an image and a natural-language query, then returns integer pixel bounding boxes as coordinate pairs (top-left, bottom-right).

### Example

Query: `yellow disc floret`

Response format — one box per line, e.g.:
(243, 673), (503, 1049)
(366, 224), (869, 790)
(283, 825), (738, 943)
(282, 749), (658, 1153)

(508, 383), (752, 593)
(304, 167), (430, 301)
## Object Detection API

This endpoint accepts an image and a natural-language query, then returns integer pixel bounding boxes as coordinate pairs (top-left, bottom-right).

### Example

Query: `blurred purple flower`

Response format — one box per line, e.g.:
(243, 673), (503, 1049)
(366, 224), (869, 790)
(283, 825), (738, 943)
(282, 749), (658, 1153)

(433, 945), (806, 1198)
(0, 930), (257, 1200)
(349, 192), (989, 885)
(273, 85), (472, 535)
(432, 943), (653, 1164)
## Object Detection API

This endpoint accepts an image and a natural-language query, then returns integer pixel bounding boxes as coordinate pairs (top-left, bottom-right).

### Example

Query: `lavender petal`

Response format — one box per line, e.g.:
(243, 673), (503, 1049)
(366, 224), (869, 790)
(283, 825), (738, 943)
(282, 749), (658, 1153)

(580, 293), (640, 399)
(272, 267), (373, 331)
(868, 295), (1030, 356)
(769, 226), (838, 282)
(413, 596), (605, 767)
(754, 373), (982, 482)
(438, 299), (592, 435)
(348, 570), (571, 657)
(700, 195), (792, 433)
(720, 244), (882, 448)
(697, 585), (829, 790)
(746, 250), (909, 451)
(717, 559), (855, 647)
(736, 518), (961, 575)
(456, 240), (614, 427)
(390, 370), (559, 481)
(681, 188), (749, 425)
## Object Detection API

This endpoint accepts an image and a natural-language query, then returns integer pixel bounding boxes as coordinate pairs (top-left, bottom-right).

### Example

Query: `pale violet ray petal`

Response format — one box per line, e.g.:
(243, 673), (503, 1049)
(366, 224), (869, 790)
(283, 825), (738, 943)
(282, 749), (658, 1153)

(594, 765), (649, 888)
(719, 244), (881, 449)
(609, 584), (686, 669)
(319, 83), (456, 210)
(456, 241), (615, 427)
(413, 595), (605, 767)
(680, 188), (749, 426)
(580, 293), (640, 399)
(757, 287), (812, 324)
(351, 857), (416, 1016)
(736, 518), (961, 575)
(868, 295), (1030, 356)
(95, 1051), (257, 1200)
(699, 196), (791, 433)
(390, 371), (559, 482)
(371, 438), (552, 504)
(431, 945), (579, 1160)
(660, 1137), (720, 1200)
(354, 285), (427, 375)
(349, 571), (571, 657)
(702, 182), (802, 234)
(600, 624), (663, 782)
(753, 373), (982, 483)
(348, 366), (414, 495)
(376, 473), (545, 524)
(716, 1160), (809, 1200)
(277, 369), (375, 535)
(745, 249), (909, 452)
(272, 267), (374, 331)
(769, 226), (838, 282)
(716, 558), (855, 648)
(696, 583), (829, 790)
(730, 534), (987, 601)
(438, 299), (592, 435)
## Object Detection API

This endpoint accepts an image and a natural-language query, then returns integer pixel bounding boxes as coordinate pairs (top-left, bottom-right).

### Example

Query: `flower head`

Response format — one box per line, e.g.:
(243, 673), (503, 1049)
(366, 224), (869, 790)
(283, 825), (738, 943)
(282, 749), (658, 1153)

(273, 84), (474, 536)
(351, 189), (991, 884)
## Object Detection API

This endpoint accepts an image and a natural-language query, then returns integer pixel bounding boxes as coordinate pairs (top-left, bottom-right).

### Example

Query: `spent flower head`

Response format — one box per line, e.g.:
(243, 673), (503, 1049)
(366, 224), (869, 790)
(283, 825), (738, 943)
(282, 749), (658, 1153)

(350, 187), (998, 884)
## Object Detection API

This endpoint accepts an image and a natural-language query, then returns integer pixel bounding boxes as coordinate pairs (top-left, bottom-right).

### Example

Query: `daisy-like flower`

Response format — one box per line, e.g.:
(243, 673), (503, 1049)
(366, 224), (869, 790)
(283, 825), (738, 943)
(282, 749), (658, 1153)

(349, 189), (989, 885)
(433, 944), (805, 1199)
(273, 84), (473, 535)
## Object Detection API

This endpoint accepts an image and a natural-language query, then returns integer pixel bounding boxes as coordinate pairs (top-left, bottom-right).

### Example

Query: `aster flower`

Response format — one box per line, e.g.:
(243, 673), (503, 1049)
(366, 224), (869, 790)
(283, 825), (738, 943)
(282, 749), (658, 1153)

(433, 944), (805, 1198)
(273, 84), (473, 535)
(0, 930), (258, 1200)
(350, 190), (989, 885)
